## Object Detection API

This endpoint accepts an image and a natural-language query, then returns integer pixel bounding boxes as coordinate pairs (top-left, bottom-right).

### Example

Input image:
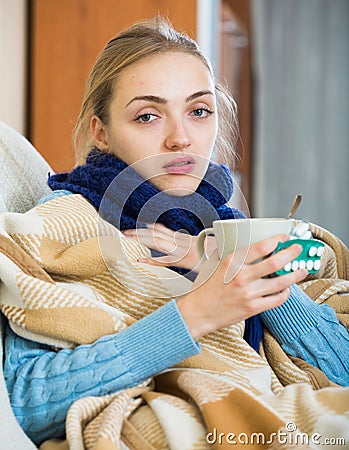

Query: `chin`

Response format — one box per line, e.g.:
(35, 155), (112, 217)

(150, 175), (201, 196)
(167, 187), (196, 197)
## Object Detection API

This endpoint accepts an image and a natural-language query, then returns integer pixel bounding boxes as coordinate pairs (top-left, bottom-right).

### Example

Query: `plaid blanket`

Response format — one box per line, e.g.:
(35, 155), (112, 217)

(0, 194), (348, 450)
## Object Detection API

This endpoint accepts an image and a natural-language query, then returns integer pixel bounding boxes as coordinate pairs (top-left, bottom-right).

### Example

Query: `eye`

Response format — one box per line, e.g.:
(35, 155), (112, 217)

(135, 113), (158, 123)
(191, 108), (214, 118)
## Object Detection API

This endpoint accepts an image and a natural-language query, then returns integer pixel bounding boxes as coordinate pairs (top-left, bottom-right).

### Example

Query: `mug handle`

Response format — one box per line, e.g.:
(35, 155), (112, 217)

(196, 227), (215, 260)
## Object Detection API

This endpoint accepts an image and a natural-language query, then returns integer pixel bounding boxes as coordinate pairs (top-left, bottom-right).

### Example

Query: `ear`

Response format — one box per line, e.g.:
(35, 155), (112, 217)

(90, 116), (109, 151)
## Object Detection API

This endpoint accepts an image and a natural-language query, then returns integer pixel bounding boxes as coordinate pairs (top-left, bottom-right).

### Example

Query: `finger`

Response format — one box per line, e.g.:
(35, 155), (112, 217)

(221, 234), (289, 281)
(249, 243), (303, 279)
(122, 228), (150, 237)
(123, 229), (178, 253)
(239, 234), (290, 265)
(138, 255), (186, 267)
(151, 224), (194, 248)
(124, 227), (191, 246)
(250, 268), (308, 298)
(124, 229), (193, 259)
(248, 288), (292, 316)
(124, 226), (194, 252)
(146, 222), (179, 237)
(223, 239), (301, 284)
(123, 227), (170, 243)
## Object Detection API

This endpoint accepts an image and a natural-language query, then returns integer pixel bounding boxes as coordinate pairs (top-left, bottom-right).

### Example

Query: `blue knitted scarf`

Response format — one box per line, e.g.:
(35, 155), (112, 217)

(48, 148), (262, 351)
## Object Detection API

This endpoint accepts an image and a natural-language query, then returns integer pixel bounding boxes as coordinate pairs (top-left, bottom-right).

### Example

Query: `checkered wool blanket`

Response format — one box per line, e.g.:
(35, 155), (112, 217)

(0, 194), (348, 450)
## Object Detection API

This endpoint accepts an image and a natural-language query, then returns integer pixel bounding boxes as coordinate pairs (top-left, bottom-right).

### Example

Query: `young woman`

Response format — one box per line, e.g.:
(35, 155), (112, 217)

(4, 17), (349, 445)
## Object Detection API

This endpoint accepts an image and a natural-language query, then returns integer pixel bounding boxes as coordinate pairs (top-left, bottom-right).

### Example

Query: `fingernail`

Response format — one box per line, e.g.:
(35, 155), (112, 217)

(137, 258), (148, 263)
(294, 244), (303, 253)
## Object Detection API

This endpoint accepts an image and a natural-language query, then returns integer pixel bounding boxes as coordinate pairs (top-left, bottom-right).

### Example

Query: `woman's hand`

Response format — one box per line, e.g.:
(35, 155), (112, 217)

(176, 234), (308, 341)
(123, 223), (216, 271)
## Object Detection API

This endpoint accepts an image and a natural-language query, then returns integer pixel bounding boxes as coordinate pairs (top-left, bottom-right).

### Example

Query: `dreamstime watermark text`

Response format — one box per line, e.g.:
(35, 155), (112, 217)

(206, 422), (347, 446)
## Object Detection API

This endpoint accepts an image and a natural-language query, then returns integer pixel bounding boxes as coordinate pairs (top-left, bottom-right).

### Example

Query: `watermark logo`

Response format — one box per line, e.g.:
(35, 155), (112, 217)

(206, 423), (347, 446)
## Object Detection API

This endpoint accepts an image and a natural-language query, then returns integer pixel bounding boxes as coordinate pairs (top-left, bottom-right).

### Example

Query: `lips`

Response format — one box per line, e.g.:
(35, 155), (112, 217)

(163, 156), (196, 174)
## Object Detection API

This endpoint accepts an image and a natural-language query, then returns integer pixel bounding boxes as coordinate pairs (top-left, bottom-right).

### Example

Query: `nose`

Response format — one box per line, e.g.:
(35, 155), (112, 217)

(164, 119), (191, 151)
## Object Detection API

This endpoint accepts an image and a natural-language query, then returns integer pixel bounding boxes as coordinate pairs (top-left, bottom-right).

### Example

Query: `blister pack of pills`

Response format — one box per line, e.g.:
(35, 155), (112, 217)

(273, 222), (325, 276)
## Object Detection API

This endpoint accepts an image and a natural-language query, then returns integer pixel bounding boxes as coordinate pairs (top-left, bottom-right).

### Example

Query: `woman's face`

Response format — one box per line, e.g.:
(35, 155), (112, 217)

(93, 51), (218, 195)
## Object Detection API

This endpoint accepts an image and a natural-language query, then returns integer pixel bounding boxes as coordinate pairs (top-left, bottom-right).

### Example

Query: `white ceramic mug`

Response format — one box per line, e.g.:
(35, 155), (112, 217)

(196, 218), (295, 260)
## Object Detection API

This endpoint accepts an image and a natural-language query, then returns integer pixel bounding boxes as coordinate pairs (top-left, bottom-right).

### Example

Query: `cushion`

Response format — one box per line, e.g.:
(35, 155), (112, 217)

(0, 121), (49, 447)
(0, 121), (52, 213)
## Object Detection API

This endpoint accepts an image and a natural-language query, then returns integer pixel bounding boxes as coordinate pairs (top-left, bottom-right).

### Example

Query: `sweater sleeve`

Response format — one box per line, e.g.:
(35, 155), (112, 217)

(36, 189), (73, 204)
(4, 299), (200, 445)
(260, 284), (349, 386)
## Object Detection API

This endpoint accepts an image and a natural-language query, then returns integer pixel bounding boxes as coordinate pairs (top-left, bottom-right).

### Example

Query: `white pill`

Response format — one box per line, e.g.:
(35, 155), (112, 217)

(303, 231), (313, 240)
(284, 262), (292, 272)
(306, 260), (314, 270)
(294, 222), (310, 237)
(317, 246), (324, 256)
(308, 246), (317, 257)
(299, 260), (306, 269)
(292, 260), (299, 271)
(314, 260), (321, 270)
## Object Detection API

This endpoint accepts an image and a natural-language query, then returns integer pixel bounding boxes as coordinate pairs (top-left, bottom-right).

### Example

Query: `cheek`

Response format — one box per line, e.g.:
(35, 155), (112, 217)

(199, 122), (218, 154)
(109, 134), (138, 163)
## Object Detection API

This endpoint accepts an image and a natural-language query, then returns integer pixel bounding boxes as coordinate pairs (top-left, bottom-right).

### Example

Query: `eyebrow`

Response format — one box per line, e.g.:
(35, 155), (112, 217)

(126, 90), (214, 107)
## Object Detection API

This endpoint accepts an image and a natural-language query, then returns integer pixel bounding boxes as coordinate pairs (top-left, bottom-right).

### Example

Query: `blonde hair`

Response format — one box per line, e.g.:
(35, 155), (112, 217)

(73, 16), (238, 167)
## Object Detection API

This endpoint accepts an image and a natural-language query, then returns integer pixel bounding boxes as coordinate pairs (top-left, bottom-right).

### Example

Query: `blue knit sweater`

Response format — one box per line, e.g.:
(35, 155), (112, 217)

(4, 190), (349, 445)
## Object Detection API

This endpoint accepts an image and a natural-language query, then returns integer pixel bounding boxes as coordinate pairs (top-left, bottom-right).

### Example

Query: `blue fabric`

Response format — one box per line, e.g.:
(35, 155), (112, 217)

(4, 299), (200, 444)
(48, 148), (246, 231)
(36, 189), (72, 205)
(47, 149), (263, 352)
(260, 284), (349, 386)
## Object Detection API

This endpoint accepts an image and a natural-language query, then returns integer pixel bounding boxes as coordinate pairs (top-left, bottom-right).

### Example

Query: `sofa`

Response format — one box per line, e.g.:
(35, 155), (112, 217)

(0, 121), (52, 448)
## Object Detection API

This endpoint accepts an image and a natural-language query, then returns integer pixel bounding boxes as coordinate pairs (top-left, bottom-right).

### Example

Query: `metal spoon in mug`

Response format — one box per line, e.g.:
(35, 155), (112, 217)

(287, 194), (302, 219)
(287, 194), (312, 238)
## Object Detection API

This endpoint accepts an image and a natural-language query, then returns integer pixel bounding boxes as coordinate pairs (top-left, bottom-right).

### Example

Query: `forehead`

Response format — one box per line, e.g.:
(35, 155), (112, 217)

(114, 51), (215, 103)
